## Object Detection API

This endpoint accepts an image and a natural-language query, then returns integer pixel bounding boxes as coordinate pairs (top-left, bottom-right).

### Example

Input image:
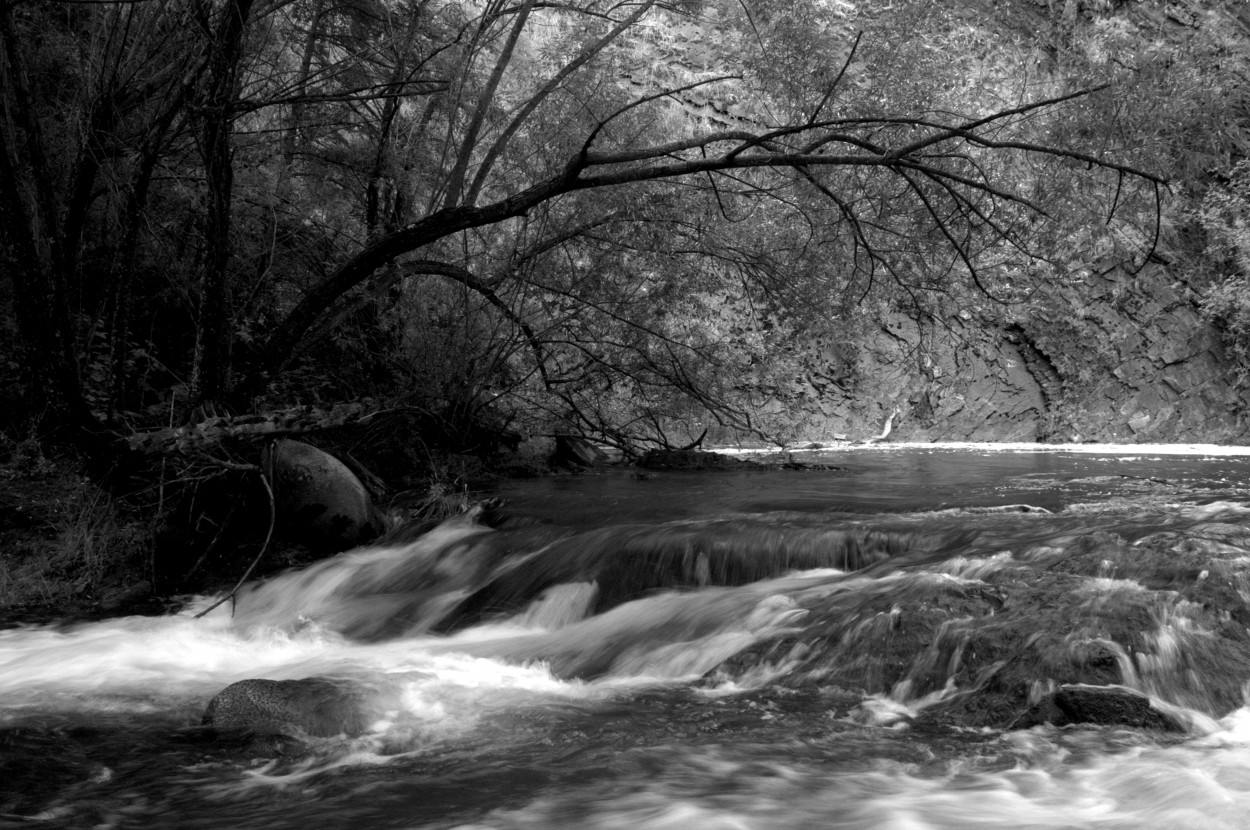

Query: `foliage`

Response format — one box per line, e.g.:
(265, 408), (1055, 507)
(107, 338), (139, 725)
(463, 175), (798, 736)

(0, 0), (1173, 463)
(0, 448), (154, 611)
(1197, 161), (1250, 375)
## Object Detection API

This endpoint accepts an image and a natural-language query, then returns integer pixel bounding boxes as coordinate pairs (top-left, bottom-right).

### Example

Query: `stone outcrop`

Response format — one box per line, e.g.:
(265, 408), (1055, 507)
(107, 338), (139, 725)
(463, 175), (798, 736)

(1004, 324), (1064, 410)
(789, 312), (1050, 442)
(785, 261), (1246, 443)
(1026, 262), (1243, 443)
(1012, 684), (1184, 732)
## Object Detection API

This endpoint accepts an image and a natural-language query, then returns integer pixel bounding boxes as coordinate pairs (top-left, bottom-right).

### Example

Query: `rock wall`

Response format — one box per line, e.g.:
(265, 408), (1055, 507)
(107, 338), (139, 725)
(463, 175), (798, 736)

(798, 313), (1049, 443)
(1027, 262), (1244, 443)
(794, 262), (1247, 444)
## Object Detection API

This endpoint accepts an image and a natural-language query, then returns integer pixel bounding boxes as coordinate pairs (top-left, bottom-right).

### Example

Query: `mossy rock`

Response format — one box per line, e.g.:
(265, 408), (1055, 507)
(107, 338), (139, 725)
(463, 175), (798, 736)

(202, 677), (402, 743)
(271, 440), (384, 552)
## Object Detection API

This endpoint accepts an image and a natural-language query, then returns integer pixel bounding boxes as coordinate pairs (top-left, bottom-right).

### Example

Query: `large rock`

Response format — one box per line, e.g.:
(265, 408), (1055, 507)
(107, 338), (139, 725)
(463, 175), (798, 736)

(1012, 684), (1184, 732)
(551, 435), (608, 468)
(270, 439), (384, 551)
(201, 677), (401, 741)
(768, 262), (1247, 444)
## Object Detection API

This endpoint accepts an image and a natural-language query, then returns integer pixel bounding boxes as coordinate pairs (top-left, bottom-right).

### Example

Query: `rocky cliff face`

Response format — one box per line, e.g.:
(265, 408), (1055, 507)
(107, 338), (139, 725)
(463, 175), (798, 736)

(1029, 262), (1244, 443)
(799, 262), (1247, 443)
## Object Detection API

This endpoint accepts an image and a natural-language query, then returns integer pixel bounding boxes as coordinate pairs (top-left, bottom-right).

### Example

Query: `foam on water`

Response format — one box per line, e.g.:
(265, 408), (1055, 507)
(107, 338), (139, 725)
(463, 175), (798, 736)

(0, 606), (601, 732)
(452, 709), (1250, 829)
(754, 442), (1250, 457)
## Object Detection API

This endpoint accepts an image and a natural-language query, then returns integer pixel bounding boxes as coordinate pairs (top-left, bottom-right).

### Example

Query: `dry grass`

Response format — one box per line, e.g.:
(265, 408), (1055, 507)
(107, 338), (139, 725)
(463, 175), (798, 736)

(0, 442), (153, 614)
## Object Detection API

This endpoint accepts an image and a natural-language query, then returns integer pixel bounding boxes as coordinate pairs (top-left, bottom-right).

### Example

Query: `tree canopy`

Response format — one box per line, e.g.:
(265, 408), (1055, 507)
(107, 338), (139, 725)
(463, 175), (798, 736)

(0, 0), (1180, 453)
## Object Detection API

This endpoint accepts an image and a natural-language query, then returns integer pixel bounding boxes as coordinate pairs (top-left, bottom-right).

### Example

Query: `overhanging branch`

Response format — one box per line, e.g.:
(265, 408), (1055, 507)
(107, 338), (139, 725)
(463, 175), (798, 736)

(252, 88), (1166, 393)
(398, 259), (554, 390)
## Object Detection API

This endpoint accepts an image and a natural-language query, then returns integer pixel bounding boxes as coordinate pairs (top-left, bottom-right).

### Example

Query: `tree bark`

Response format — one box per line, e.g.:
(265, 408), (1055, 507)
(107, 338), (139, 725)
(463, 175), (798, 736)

(190, 0), (255, 406)
(121, 403), (370, 455)
(0, 1), (92, 431)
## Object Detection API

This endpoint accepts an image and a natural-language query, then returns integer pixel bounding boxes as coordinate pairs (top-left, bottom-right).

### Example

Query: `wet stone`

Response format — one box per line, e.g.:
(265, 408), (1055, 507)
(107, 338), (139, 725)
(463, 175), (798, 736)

(1011, 684), (1185, 732)
(638, 449), (750, 470)
(202, 677), (402, 745)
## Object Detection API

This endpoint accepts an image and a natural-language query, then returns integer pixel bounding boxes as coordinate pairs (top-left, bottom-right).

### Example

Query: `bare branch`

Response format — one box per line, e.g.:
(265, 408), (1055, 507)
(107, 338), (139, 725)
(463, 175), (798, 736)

(442, 0), (538, 209)
(807, 31), (863, 126)
(465, 0), (659, 204)
(249, 86), (1165, 392)
(398, 259), (554, 389)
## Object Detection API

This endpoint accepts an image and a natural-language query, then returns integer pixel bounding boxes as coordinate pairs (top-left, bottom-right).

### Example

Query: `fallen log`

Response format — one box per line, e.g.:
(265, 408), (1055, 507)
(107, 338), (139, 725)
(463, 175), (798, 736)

(119, 404), (372, 455)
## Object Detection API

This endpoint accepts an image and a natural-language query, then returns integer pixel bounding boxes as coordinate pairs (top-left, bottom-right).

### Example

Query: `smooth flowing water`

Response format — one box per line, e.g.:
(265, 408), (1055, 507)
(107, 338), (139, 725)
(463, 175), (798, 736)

(5, 444), (1250, 829)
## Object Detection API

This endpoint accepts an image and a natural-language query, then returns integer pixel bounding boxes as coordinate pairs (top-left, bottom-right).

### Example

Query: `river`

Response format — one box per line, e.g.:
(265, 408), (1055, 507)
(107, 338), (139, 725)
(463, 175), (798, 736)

(3, 443), (1250, 828)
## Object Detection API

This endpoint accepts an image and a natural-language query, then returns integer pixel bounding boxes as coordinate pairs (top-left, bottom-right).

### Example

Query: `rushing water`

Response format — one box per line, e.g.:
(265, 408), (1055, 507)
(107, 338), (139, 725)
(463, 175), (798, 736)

(5, 444), (1250, 829)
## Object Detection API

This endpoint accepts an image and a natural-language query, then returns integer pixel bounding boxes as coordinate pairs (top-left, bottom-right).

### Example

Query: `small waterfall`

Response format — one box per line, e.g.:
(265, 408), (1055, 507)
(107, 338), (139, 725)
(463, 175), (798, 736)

(212, 493), (1250, 729)
(229, 512), (504, 638)
(228, 513), (934, 641)
(703, 510), (1250, 730)
(215, 498), (1250, 731)
(514, 582), (600, 629)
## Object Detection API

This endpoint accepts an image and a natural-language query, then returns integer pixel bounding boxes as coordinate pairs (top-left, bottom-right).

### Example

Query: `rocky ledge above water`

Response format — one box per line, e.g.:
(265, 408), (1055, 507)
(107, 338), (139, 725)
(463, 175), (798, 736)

(710, 518), (1250, 732)
(786, 261), (1247, 445)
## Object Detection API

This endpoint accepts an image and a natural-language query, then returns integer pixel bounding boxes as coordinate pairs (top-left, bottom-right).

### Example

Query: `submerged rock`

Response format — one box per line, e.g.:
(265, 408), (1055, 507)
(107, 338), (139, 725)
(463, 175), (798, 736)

(707, 524), (1250, 731)
(1011, 684), (1184, 732)
(201, 677), (401, 744)
(638, 449), (749, 470)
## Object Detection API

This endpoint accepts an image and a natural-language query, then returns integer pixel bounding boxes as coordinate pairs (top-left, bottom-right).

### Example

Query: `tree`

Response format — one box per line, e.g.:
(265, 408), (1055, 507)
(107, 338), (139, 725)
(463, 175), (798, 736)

(237, 0), (1165, 438)
(0, 0), (1164, 452)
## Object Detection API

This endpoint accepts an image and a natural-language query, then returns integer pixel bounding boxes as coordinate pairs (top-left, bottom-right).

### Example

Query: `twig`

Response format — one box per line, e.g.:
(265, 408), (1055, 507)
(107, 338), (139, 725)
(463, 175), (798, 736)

(191, 452), (261, 472)
(193, 463), (275, 619)
(181, 505), (238, 584)
(155, 392), (176, 590)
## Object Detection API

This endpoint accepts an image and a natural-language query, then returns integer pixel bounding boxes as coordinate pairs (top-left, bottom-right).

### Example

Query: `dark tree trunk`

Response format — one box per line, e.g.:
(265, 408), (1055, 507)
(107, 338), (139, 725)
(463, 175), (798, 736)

(190, 0), (255, 406)
(0, 1), (93, 433)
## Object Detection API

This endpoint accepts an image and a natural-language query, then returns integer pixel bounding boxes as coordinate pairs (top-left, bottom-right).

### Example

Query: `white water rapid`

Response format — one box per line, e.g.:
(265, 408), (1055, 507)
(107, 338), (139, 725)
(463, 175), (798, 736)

(3, 444), (1250, 829)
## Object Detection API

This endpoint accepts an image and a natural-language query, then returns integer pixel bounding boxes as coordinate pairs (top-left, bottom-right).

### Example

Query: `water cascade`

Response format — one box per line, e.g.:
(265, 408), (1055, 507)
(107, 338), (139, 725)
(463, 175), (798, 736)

(4, 445), (1250, 828)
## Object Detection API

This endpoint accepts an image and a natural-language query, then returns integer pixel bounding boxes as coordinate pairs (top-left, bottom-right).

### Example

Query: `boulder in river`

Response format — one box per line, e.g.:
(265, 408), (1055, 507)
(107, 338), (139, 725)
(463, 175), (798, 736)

(1011, 684), (1185, 732)
(202, 677), (402, 744)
